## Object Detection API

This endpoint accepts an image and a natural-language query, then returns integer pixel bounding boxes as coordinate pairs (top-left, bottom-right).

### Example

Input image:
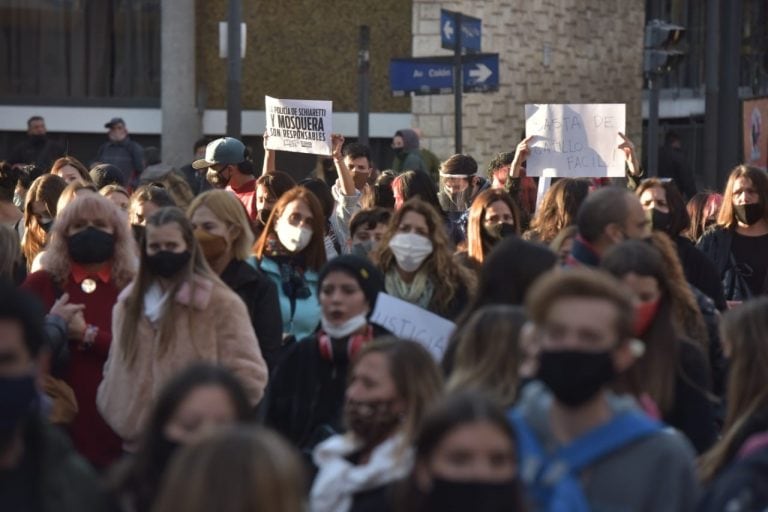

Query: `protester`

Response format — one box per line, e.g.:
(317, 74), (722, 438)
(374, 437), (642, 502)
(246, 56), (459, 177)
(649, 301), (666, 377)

(406, 392), (526, 512)
(13, 163), (45, 211)
(22, 193), (137, 468)
(0, 283), (111, 512)
(347, 207), (391, 258)
(0, 161), (22, 228)
(95, 117), (144, 187)
(412, 128), (441, 183)
(699, 165), (768, 302)
(391, 129), (428, 175)
(342, 142), (375, 193)
(637, 178), (726, 310)
(437, 154), (486, 220)
(264, 255), (388, 455)
(373, 198), (475, 320)
(326, 135), (364, 251)
(109, 364), (254, 512)
(96, 207), (268, 449)
(391, 170), (443, 213)
(253, 171), (296, 238)
(20, 174), (66, 270)
(568, 186), (649, 266)
(549, 225), (578, 264)
(128, 184), (176, 245)
(152, 426), (305, 512)
(686, 191), (722, 242)
(0, 224), (23, 284)
(250, 187), (327, 341)
(509, 269), (699, 510)
(192, 137), (258, 221)
(188, 190), (282, 370)
(178, 137), (212, 196)
(310, 338), (443, 512)
(601, 240), (717, 453)
(300, 178), (344, 258)
(55, 181), (98, 218)
(505, 136), (539, 217)
(523, 178), (590, 245)
(8, 115), (65, 170)
(51, 156), (92, 185)
(99, 184), (131, 213)
(90, 162), (127, 190)
(444, 305), (527, 407)
(363, 171), (395, 210)
(699, 297), (768, 483)
(458, 188), (521, 270)
(486, 151), (515, 190)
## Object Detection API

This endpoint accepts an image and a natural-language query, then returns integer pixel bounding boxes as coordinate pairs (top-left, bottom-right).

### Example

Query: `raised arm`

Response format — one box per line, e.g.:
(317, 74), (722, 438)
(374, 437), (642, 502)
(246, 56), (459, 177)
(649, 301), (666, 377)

(618, 132), (642, 178)
(332, 134), (355, 197)
(262, 130), (276, 175)
(511, 135), (533, 178)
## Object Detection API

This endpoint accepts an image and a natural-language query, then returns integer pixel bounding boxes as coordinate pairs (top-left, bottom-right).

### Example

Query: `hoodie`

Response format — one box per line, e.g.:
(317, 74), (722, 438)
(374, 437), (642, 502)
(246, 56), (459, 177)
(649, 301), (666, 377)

(392, 129), (427, 174)
(513, 381), (700, 511)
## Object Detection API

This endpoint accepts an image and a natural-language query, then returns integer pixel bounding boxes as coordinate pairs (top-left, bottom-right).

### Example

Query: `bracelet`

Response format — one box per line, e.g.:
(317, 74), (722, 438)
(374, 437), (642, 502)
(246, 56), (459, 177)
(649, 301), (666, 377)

(81, 324), (99, 350)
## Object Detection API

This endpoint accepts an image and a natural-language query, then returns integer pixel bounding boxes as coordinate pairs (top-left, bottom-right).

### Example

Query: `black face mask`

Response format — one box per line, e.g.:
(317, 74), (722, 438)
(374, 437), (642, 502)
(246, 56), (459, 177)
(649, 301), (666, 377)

(154, 435), (182, 472)
(733, 203), (763, 226)
(537, 350), (616, 408)
(28, 134), (46, 145)
(257, 208), (271, 226)
(649, 208), (672, 233)
(131, 224), (146, 245)
(423, 478), (521, 512)
(145, 250), (191, 278)
(67, 227), (116, 264)
(206, 167), (230, 189)
(483, 222), (516, 242)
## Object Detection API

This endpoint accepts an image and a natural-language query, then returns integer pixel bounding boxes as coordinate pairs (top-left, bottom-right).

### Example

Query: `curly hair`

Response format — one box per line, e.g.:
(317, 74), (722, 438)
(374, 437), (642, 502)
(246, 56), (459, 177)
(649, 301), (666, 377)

(373, 198), (476, 316)
(526, 178), (589, 244)
(41, 192), (137, 289)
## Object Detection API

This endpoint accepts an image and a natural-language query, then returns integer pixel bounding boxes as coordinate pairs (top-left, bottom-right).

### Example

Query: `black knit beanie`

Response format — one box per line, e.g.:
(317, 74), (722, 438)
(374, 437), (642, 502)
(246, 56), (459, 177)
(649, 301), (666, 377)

(317, 255), (385, 311)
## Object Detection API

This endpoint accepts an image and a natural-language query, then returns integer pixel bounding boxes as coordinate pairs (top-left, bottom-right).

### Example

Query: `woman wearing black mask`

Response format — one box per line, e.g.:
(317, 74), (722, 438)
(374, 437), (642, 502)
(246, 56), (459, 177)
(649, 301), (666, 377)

(699, 165), (768, 304)
(97, 207), (267, 452)
(458, 189), (521, 271)
(407, 392), (525, 512)
(310, 339), (443, 512)
(22, 193), (137, 469)
(108, 363), (253, 512)
(637, 178), (726, 310)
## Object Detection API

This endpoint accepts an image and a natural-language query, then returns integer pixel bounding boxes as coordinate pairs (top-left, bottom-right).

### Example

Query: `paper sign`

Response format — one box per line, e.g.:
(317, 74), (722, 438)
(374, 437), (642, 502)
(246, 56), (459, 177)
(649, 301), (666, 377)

(369, 293), (456, 361)
(743, 97), (768, 170)
(524, 103), (627, 178)
(265, 96), (332, 156)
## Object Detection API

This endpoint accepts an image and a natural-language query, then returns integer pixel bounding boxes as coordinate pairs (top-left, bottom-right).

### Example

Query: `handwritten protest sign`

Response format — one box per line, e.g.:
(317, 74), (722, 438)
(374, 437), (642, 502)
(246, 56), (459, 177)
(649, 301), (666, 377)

(369, 293), (456, 361)
(525, 104), (626, 178)
(265, 96), (332, 156)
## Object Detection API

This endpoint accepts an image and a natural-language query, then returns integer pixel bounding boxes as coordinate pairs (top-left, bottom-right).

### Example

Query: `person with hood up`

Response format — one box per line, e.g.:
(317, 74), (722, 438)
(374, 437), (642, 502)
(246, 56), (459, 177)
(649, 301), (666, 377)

(391, 129), (428, 175)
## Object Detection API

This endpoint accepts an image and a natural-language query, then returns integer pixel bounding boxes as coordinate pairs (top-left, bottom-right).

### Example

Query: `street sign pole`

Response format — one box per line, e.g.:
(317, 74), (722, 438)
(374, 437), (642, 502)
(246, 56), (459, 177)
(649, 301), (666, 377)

(647, 76), (660, 177)
(226, 0), (242, 138)
(358, 25), (370, 146)
(453, 11), (463, 154)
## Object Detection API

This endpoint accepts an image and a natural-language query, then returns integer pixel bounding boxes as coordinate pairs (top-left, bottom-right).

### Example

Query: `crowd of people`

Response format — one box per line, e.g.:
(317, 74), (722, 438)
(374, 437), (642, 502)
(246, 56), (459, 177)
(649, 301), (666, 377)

(2, 113), (768, 511)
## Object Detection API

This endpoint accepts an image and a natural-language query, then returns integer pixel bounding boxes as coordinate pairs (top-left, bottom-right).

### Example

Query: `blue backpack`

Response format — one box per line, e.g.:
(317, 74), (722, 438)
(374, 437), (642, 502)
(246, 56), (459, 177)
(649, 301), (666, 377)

(508, 409), (662, 512)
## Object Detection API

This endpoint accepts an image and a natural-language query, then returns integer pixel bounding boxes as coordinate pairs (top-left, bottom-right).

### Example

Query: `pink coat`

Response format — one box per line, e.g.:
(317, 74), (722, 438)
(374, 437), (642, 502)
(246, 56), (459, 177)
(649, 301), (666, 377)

(97, 275), (268, 444)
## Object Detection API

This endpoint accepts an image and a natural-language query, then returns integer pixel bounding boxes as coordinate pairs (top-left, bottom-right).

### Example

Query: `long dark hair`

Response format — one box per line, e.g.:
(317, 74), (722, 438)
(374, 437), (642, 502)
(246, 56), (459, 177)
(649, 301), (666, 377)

(392, 170), (443, 213)
(109, 363), (253, 512)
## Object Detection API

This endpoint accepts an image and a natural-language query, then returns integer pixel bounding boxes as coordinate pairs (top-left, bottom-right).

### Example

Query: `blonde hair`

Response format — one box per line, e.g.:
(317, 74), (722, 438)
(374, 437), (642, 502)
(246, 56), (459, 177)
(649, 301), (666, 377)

(188, 190), (255, 260)
(699, 297), (768, 481)
(151, 426), (305, 512)
(41, 193), (138, 289)
(446, 305), (526, 407)
(56, 181), (98, 214)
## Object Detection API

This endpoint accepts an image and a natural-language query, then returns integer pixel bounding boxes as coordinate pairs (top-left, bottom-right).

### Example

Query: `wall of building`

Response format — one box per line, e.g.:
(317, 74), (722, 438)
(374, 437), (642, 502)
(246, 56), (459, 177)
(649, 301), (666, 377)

(411, 0), (646, 169)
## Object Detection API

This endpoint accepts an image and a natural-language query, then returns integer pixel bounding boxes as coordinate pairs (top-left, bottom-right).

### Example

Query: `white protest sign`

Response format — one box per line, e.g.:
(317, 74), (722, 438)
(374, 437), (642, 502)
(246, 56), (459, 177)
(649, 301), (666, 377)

(369, 293), (456, 361)
(525, 103), (626, 178)
(265, 96), (332, 156)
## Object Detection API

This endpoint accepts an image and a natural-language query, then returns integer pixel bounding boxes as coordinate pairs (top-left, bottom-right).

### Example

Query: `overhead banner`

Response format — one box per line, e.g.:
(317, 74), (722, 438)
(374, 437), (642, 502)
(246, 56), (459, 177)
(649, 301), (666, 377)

(524, 103), (627, 177)
(743, 97), (768, 170)
(265, 96), (332, 156)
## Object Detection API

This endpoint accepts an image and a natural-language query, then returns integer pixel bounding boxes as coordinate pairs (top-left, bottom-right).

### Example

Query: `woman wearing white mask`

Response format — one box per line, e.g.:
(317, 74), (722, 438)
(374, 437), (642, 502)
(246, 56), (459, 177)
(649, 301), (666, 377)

(264, 255), (390, 456)
(250, 187), (328, 343)
(374, 198), (476, 320)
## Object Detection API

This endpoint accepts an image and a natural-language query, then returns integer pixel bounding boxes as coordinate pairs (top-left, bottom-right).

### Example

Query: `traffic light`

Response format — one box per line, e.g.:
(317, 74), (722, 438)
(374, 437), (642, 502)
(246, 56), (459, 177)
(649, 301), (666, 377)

(644, 19), (686, 75)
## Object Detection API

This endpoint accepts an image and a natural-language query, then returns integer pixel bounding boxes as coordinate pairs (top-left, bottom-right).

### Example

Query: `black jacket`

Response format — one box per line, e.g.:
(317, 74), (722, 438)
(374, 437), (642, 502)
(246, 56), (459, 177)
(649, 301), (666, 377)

(220, 259), (283, 371)
(9, 136), (64, 169)
(698, 444), (768, 512)
(698, 227), (766, 301)
(674, 236), (726, 311)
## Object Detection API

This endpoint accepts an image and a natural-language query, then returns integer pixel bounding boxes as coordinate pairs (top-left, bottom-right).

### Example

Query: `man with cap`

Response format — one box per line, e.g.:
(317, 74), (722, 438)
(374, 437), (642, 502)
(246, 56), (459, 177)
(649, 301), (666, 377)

(193, 137), (259, 222)
(94, 117), (144, 189)
(263, 255), (390, 454)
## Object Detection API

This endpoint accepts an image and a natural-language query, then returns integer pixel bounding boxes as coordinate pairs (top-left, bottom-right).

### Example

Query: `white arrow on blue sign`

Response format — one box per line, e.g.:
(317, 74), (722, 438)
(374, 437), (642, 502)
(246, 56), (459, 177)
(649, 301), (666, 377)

(440, 9), (482, 53)
(389, 54), (499, 96)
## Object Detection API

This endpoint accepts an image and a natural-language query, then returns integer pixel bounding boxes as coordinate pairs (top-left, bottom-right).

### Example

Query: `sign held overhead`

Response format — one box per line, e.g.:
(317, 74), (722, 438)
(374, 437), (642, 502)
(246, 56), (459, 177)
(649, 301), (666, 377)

(264, 96), (333, 156)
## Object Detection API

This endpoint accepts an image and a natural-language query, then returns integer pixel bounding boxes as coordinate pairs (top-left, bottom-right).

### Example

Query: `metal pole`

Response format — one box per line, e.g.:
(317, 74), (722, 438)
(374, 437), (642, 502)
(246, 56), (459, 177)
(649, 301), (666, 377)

(647, 76), (660, 177)
(703, 0), (720, 190)
(226, 0), (242, 138)
(453, 12), (463, 154)
(717, 0), (741, 189)
(358, 26), (370, 146)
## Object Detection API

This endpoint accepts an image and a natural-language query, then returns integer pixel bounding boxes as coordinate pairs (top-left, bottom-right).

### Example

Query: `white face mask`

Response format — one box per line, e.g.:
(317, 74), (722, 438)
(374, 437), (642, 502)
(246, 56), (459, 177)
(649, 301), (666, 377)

(276, 218), (313, 253)
(321, 312), (368, 339)
(389, 232), (433, 272)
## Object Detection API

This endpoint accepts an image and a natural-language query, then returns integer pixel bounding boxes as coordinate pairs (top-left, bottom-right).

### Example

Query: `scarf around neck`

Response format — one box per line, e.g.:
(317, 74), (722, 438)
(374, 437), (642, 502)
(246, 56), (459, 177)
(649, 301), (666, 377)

(385, 268), (434, 310)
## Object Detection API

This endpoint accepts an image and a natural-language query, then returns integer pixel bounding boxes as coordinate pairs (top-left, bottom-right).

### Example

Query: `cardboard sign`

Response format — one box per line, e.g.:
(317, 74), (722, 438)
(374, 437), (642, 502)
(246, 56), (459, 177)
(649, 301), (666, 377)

(525, 103), (627, 177)
(369, 293), (456, 361)
(265, 96), (332, 156)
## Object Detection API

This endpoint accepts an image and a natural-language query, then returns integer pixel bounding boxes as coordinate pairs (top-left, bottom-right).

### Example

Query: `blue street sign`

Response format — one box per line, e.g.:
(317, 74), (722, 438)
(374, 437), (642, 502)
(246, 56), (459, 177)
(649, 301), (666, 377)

(440, 9), (482, 53)
(389, 54), (499, 96)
